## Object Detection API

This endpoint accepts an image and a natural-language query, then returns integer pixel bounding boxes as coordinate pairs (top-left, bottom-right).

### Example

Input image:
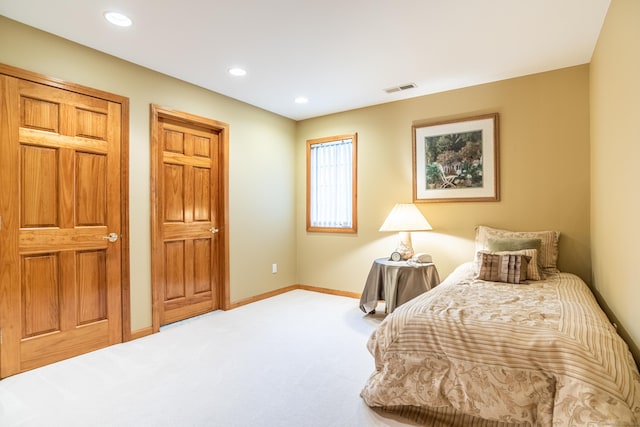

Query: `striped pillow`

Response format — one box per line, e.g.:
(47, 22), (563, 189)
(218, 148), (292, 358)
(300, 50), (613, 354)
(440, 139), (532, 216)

(487, 239), (545, 280)
(475, 249), (543, 281)
(476, 251), (531, 284)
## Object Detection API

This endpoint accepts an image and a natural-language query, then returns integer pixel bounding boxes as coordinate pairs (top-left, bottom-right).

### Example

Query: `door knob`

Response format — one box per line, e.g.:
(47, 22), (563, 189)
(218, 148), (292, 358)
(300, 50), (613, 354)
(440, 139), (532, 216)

(210, 227), (219, 234)
(103, 232), (119, 243)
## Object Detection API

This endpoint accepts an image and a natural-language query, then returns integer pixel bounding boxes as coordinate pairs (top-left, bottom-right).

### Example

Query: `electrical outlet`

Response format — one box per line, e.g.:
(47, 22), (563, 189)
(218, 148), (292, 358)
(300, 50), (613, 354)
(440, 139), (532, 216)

(272, 263), (278, 274)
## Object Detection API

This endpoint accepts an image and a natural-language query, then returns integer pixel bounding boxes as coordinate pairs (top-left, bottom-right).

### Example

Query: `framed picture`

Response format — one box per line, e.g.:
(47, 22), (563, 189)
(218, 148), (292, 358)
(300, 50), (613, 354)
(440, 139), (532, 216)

(412, 113), (499, 202)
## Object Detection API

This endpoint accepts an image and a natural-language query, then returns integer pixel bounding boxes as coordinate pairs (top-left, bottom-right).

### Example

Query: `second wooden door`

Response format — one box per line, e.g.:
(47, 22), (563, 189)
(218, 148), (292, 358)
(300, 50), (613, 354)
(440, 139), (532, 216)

(151, 106), (228, 328)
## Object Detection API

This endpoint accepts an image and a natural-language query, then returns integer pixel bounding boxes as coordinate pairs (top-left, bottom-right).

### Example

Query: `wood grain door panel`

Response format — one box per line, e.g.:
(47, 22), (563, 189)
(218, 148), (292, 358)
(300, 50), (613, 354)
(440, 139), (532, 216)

(159, 122), (217, 324)
(151, 106), (228, 329)
(0, 69), (127, 378)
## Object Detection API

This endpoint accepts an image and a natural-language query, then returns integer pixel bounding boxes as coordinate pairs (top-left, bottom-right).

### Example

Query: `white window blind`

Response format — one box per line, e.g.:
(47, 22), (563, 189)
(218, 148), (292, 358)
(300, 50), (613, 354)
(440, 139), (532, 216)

(309, 138), (353, 228)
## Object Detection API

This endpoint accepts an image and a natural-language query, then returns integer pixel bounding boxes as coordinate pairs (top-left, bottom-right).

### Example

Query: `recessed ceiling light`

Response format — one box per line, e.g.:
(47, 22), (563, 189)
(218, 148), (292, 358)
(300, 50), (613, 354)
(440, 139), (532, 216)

(104, 11), (132, 27)
(228, 67), (247, 77)
(294, 96), (308, 104)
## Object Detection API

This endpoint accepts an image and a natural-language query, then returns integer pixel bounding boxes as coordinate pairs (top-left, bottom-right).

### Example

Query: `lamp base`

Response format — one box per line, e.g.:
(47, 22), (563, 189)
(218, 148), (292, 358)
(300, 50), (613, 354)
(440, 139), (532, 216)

(395, 231), (414, 259)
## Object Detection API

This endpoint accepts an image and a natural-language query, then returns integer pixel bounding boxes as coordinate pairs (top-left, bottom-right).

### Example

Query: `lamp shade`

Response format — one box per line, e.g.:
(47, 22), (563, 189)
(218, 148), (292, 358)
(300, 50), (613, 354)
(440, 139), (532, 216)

(379, 204), (432, 232)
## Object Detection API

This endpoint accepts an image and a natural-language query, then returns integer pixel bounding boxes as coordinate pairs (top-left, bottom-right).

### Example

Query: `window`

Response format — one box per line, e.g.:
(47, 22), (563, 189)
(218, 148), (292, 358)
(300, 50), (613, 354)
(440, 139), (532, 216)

(306, 133), (357, 233)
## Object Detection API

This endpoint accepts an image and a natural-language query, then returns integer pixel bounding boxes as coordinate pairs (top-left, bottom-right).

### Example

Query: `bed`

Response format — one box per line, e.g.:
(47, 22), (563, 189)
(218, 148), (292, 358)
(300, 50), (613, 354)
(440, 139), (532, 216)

(361, 226), (640, 426)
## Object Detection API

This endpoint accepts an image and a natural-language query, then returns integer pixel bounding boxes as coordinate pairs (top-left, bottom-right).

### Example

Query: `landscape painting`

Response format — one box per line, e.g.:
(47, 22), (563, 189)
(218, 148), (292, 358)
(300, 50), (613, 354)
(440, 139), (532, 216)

(413, 113), (499, 202)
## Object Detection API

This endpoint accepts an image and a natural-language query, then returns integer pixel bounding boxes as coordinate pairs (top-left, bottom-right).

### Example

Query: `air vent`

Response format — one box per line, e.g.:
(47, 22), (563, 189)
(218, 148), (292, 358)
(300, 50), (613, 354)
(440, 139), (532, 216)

(384, 83), (417, 94)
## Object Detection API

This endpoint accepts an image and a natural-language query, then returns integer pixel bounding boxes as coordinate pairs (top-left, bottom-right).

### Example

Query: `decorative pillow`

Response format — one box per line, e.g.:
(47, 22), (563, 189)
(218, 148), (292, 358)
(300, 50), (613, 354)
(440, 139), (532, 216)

(476, 251), (531, 284)
(475, 249), (542, 281)
(475, 225), (560, 274)
(487, 237), (541, 253)
(487, 238), (545, 279)
(499, 249), (543, 280)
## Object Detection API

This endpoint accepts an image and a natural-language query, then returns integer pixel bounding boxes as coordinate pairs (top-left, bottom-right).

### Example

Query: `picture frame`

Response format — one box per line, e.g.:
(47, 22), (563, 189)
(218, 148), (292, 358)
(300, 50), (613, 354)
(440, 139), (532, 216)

(412, 113), (499, 202)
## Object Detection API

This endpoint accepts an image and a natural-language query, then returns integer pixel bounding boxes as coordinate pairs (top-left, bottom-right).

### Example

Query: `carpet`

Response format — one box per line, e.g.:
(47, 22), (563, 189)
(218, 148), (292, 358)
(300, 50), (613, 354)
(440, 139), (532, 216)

(0, 290), (416, 426)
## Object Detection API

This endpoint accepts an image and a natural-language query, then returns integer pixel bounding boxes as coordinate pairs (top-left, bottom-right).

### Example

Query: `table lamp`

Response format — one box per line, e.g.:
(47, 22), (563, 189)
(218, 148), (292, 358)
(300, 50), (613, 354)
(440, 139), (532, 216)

(379, 203), (432, 260)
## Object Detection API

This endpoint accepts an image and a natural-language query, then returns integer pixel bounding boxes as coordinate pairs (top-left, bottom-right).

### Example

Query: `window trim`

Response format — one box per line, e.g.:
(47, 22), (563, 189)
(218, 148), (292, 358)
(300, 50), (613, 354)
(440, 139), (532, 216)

(306, 133), (357, 233)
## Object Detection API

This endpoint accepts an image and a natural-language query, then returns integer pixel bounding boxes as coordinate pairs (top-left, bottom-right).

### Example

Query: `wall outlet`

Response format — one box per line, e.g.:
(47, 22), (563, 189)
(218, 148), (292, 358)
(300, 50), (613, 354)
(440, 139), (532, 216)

(272, 263), (278, 274)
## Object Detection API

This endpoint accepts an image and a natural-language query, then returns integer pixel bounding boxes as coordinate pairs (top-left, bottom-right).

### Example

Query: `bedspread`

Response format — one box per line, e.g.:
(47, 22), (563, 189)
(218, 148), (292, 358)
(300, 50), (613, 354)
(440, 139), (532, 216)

(361, 262), (640, 426)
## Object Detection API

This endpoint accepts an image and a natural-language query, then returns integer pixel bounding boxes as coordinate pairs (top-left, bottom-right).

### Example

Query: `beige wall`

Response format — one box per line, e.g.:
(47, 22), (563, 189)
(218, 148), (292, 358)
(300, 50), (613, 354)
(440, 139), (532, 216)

(0, 17), (298, 332)
(590, 0), (640, 358)
(296, 66), (591, 294)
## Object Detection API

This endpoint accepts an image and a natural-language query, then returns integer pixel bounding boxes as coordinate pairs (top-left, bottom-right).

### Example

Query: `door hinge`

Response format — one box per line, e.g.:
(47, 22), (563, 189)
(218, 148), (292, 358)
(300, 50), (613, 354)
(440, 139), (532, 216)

(0, 328), (3, 345)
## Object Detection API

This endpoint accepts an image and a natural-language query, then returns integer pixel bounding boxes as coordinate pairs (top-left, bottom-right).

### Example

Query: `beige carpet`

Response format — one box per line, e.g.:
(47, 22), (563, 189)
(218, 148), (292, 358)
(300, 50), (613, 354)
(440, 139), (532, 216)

(0, 290), (417, 426)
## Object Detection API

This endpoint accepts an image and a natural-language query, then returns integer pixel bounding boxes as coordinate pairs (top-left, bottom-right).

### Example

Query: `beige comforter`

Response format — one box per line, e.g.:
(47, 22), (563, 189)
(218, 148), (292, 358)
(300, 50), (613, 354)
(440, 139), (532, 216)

(361, 262), (640, 426)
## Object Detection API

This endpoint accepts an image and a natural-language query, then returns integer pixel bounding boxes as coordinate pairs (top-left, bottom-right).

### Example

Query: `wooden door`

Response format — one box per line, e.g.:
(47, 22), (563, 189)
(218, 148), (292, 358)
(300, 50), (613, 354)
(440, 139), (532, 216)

(0, 71), (127, 378)
(151, 105), (229, 328)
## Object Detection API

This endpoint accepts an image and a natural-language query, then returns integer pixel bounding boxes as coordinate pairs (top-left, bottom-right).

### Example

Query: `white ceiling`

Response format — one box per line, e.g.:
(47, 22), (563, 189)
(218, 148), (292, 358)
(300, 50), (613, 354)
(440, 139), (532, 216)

(1, 0), (611, 121)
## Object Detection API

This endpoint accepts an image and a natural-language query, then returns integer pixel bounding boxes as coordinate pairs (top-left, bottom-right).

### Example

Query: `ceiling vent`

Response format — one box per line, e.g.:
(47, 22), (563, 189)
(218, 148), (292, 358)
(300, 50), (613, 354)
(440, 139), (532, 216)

(384, 83), (417, 94)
